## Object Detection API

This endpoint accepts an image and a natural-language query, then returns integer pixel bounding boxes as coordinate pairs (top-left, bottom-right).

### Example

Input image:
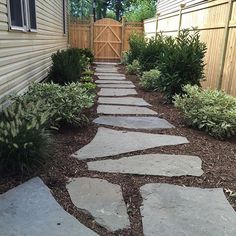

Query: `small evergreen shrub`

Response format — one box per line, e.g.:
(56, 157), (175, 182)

(121, 51), (130, 65)
(126, 60), (141, 75)
(174, 85), (236, 139)
(14, 82), (95, 127)
(48, 48), (89, 85)
(0, 100), (54, 174)
(82, 70), (94, 77)
(139, 69), (161, 90)
(139, 35), (166, 72)
(157, 30), (207, 99)
(127, 33), (146, 64)
(128, 30), (207, 100)
(81, 76), (93, 83)
(78, 48), (94, 63)
(81, 82), (97, 92)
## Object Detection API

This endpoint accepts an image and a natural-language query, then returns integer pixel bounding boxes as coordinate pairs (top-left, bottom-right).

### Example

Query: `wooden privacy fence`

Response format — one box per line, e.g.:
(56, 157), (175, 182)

(144, 0), (236, 96)
(70, 17), (143, 62)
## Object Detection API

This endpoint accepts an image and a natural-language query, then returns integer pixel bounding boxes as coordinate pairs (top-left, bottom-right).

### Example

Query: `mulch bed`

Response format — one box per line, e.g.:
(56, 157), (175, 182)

(1, 64), (236, 236)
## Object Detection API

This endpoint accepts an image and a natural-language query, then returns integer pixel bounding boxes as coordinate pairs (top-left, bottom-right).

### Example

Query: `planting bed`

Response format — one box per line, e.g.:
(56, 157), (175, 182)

(0, 65), (236, 236)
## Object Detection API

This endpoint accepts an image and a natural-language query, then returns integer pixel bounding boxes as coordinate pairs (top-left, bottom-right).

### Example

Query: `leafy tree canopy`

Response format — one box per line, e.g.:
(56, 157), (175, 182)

(70, 0), (156, 22)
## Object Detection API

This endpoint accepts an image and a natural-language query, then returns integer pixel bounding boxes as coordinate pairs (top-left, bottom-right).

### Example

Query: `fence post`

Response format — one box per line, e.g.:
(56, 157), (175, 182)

(121, 16), (126, 53)
(178, 4), (186, 36)
(217, 0), (233, 91)
(90, 15), (94, 51)
(155, 13), (160, 39)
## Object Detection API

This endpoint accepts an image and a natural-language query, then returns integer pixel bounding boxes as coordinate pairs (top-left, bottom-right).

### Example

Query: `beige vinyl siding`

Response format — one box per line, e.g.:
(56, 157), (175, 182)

(0, 0), (68, 104)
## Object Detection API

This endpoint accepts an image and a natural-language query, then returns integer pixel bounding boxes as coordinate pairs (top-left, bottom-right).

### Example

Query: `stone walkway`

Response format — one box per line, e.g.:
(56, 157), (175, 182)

(1, 63), (236, 235)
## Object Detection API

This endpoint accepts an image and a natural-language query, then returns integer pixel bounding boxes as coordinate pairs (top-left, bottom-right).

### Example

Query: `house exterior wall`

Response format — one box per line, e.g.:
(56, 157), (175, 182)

(0, 0), (68, 104)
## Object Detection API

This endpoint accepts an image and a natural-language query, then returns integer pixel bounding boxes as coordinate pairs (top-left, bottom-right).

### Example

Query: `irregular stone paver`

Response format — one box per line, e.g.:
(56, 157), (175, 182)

(0, 177), (98, 236)
(73, 128), (189, 160)
(97, 84), (135, 88)
(94, 62), (118, 65)
(98, 97), (151, 107)
(97, 105), (157, 115)
(96, 73), (125, 77)
(93, 116), (174, 129)
(95, 68), (118, 73)
(140, 183), (236, 236)
(88, 154), (203, 177)
(96, 80), (132, 84)
(98, 88), (137, 97)
(98, 76), (126, 80)
(66, 177), (130, 231)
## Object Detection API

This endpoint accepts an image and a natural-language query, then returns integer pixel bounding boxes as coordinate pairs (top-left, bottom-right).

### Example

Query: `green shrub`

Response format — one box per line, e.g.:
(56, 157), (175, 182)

(174, 85), (236, 139)
(78, 48), (94, 63)
(139, 69), (161, 90)
(81, 76), (93, 83)
(139, 35), (166, 72)
(128, 30), (207, 100)
(157, 30), (207, 99)
(126, 60), (141, 75)
(82, 70), (94, 77)
(121, 51), (130, 65)
(81, 82), (97, 91)
(0, 100), (54, 174)
(14, 82), (95, 127)
(48, 48), (89, 85)
(127, 33), (146, 64)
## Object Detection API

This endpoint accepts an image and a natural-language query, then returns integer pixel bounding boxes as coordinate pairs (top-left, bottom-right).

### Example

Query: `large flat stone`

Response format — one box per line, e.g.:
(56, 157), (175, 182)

(98, 76), (126, 80)
(93, 116), (174, 129)
(94, 62), (118, 65)
(0, 177), (98, 236)
(97, 84), (135, 88)
(73, 128), (189, 160)
(140, 183), (236, 236)
(98, 88), (137, 97)
(88, 154), (203, 177)
(98, 97), (151, 106)
(97, 105), (157, 115)
(96, 73), (125, 77)
(95, 68), (118, 73)
(96, 80), (132, 84)
(66, 178), (130, 231)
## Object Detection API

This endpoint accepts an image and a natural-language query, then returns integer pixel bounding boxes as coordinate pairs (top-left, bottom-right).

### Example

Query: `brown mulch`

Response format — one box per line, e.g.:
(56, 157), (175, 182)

(0, 64), (236, 236)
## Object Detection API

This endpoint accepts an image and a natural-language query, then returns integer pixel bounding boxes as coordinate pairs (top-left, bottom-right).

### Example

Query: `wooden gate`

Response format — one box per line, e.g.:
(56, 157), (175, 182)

(70, 17), (143, 62)
(93, 18), (122, 62)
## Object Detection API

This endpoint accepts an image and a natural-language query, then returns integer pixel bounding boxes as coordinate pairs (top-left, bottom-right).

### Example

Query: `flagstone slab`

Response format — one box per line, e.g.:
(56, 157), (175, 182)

(95, 68), (118, 73)
(88, 154), (203, 177)
(94, 62), (118, 65)
(140, 183), (236, 236)
(0, 177), (98, 236)
(66, 177), (130, 231)
(98, 88), (137, 97)
(93, 116), (174, 129)
(98, 97), (151, 106)
(96, 73), (125, 77)
(97, 105), (157, 115)
(96, 80), (132, 84)
(97, 76), (126, 80)
(97, 84), (135, 88)
(73, 128), (189, 160)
